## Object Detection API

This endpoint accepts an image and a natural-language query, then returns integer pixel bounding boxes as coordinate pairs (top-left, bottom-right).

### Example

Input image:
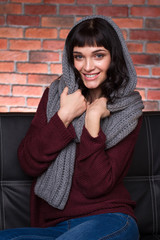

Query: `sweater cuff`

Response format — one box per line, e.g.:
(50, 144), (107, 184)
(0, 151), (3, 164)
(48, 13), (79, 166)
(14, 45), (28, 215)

(50, 112), (76, 142)
(82, 126), (106, 144)
(77, 126), (106, 160)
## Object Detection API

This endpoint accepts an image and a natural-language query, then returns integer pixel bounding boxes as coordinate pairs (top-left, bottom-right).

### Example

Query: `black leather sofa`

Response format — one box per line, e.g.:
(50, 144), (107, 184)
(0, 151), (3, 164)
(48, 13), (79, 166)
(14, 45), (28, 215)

(0, 112), (160, 239)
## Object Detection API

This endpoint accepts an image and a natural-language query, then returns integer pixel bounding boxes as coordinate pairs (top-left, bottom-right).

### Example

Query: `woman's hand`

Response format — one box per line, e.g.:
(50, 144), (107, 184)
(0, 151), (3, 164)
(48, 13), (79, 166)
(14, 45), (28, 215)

(58, 87), (87, 127)
(85, 97), (110, 137)
(86, 97), (110, 119)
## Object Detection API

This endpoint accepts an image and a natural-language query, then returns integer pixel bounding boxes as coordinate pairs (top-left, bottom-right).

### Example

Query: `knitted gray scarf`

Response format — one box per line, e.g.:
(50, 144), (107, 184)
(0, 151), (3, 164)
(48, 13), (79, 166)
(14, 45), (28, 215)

(34, 15), (144, 210)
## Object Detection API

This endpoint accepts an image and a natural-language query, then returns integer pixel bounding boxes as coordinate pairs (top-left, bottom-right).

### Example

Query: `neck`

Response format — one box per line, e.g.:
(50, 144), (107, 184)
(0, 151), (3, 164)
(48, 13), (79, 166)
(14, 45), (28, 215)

(88, 88), (102, 103)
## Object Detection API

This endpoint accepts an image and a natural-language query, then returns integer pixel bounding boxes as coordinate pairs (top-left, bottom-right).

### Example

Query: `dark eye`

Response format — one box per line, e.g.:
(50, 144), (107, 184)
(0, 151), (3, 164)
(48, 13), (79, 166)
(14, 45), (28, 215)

(74, 55), (83, 60)
(95, 54), (104, 59)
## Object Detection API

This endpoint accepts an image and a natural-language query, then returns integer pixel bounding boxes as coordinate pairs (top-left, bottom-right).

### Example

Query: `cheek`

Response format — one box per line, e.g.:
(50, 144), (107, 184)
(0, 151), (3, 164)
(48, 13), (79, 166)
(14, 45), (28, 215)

(102, 60), (111, 72)
(74, 61), (82, 71)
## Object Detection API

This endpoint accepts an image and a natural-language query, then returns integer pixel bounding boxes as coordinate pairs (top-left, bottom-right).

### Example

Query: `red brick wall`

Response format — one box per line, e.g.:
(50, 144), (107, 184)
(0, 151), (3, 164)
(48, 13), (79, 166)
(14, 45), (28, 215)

(0, 0), (159, 112)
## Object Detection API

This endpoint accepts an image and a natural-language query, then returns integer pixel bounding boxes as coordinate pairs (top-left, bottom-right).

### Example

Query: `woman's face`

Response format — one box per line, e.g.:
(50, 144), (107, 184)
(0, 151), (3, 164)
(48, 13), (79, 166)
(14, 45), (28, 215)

(73, 45), (111, 90)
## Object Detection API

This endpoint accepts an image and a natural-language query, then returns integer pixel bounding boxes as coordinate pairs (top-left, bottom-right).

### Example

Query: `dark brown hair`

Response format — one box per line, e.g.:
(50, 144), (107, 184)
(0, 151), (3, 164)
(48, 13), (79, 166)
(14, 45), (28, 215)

(65, 18), (129, 103)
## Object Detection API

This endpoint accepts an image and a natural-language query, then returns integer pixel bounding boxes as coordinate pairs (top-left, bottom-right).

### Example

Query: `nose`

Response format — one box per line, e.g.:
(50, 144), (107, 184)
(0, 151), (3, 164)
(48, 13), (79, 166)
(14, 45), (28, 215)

(83, 58), (95, 72)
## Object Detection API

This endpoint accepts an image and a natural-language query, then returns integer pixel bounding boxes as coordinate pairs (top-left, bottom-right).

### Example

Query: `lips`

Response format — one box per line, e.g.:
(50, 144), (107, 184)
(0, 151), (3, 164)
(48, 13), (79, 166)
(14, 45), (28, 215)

(83, 72), (100, 80)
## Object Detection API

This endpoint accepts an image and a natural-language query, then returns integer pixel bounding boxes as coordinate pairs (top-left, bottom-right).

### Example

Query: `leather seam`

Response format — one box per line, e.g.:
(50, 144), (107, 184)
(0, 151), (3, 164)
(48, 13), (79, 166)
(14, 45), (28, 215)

(0, 117), (5, 230)
(146, 116), (158, 234)
(148, 117), (158, 234)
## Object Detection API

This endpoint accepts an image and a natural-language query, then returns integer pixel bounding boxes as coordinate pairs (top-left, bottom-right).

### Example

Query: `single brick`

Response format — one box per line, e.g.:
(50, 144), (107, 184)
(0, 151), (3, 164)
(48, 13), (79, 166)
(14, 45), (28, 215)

(12, 85), (43, 96)
(50, 63), (62, 74)
(0, 28), (23, 38)
(152, 68), (160, 76)
(41, 17), (74, 28)
(97, 6), (128, 17)
(131, 54), (159, 65)
(10, 107), (36, 112)
(30, 51), (59, 62)
(145, 18), (160, 29)
(25, 28), (57, 39)
(130, 30), (160, 41)
(127, 42), (143, 53)
(44, 0), (74, 3)
(0, 85), (10, 95)
(114, 18), (143, 28)
(28, 74), (57, 85)
(0, 96), (25, 106)
(135, 67), (149, 76)
(25, 4), (56, 15)
(77, 0), (108, 3)
(0, 62), (14, 72)
(131, 7), (160, 17)
(137, 78), (160, 88)
(0, 106), (8, 112)
(0, 16), (5, 25)
(0, 51), (27, 61)
(112, 0), (145, 4)
(11, 0), (41, 2)
(17, 63), (48, 74)
(59, 29), (70, 39)
(148, 0), (159, 5)
(7, 15), (40, 26)
(0, 73), (26, 84)
(143, 101), (159, 111)
(43, 40), (65, 50)
(0, 3), (21, 14)
(60, 6), (93, 15)
(148, 90), (160, 100)
(0, 39), (7, 49)
(146, 43), (160, 54)
(10, 40), (41, 50)
(27, 97), (41, 107)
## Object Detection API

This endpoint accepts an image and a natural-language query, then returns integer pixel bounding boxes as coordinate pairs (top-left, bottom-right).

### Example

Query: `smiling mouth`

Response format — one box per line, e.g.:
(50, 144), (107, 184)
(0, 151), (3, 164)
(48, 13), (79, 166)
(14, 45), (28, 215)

(83, 73), (100, 80)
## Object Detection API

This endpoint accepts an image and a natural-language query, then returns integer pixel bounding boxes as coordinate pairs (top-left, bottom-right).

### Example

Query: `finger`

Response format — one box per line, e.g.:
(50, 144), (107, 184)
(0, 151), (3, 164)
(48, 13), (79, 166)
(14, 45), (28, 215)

(62, 87), (68, 96)
(76, 89), (82, 94)
(106, 109), (110, 117)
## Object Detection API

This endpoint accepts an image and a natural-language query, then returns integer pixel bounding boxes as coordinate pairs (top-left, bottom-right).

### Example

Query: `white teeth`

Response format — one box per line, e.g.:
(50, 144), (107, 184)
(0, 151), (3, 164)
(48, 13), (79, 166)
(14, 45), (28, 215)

(85, 74), (97, 78)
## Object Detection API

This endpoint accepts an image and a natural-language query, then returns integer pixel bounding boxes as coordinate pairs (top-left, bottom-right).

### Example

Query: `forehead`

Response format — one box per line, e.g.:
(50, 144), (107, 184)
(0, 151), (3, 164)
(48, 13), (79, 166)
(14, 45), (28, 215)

(73, 45), (107, 53)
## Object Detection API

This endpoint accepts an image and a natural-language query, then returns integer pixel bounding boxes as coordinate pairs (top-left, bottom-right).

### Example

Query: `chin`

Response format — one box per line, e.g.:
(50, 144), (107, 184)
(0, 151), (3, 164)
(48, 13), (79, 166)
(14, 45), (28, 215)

(85, 84), (99, 89)
(85, 85), (95, 89)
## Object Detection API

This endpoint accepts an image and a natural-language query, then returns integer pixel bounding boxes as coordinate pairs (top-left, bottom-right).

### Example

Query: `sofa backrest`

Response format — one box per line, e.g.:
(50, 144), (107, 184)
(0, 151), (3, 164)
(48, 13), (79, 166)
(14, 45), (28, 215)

(0, 113), (33, 230)
(123, 112), (160, 238)
(0, 112), (160, 239)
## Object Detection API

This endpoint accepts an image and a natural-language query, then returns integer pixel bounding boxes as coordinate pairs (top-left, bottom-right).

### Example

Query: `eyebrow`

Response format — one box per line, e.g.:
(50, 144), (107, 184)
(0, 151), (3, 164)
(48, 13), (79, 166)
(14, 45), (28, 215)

(73, 49), (107, 54)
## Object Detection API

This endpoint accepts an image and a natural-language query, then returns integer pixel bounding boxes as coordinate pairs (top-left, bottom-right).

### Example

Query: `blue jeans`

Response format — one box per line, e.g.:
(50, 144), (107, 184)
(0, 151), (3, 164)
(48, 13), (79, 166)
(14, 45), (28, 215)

(0, 213), (139, 240)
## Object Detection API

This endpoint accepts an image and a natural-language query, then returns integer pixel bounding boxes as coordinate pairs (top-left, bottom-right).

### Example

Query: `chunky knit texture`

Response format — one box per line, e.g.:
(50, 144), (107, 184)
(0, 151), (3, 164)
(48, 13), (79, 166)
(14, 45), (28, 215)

(34, 15), (144, 210)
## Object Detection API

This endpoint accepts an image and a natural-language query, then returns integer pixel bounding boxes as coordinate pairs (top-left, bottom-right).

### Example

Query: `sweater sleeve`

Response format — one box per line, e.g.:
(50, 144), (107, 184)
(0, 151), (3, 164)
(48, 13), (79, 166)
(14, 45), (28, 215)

(18, 88), (76, 177)
(75, 116), (142, 199)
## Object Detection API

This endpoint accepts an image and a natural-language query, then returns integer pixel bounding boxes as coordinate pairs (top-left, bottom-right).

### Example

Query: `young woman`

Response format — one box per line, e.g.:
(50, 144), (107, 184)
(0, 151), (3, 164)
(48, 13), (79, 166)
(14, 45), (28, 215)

(0, 15), (144, 239)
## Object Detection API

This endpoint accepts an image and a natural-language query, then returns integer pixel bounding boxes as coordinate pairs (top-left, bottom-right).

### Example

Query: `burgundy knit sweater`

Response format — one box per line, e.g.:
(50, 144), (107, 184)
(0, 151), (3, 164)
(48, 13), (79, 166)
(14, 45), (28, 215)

(18, 87), (142, 228)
